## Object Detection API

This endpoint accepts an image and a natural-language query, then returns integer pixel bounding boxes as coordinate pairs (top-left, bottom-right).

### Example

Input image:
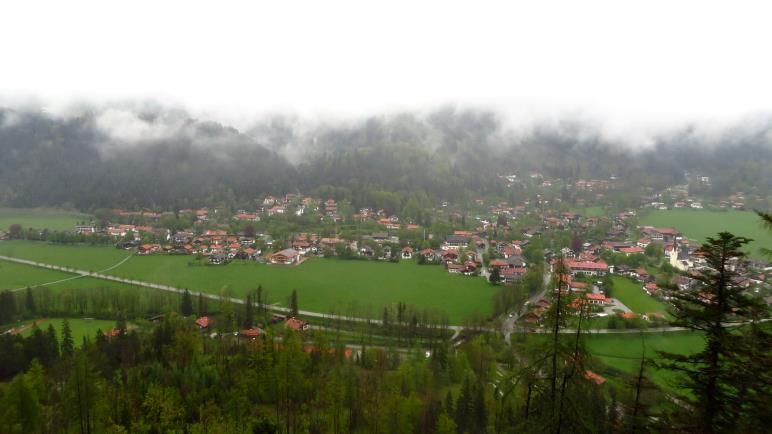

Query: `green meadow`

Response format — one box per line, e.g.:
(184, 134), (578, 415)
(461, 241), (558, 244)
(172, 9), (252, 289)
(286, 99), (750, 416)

(0, 241), (497, 323)
(20, 317), (119, 346)
(610, 276), (669, 314)
(585, 331), (705, 390)
(0, 260), (75, 291)
(0, 207), (90, 232)
(106, 255), (496, 323)
(638, 209), (771, 258)
(0, 240), (131, 270)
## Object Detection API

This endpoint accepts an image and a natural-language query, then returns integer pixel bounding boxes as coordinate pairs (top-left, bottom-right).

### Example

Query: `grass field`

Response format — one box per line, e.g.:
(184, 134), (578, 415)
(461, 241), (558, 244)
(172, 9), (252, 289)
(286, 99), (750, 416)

(610, 276), (669, 314)
(585, 331), (705, 390)
(0, 207), (90, 232)
(639, 209), (771, 258)
(106, 256), (496, 322)
(20, 317), (119, 345)
(0, 260), (77, 290)
(0, 240), (131, 270)
(0, 241), (497, 322)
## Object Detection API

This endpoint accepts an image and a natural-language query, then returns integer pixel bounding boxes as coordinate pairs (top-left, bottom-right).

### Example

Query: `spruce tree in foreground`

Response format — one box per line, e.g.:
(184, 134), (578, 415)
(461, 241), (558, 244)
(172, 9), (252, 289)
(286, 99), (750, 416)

(657, 232), (764, 433)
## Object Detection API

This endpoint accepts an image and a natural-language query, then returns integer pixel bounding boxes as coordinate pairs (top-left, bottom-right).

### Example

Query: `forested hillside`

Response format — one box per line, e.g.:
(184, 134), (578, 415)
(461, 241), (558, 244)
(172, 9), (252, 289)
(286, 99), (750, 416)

(1, 106), (770, 210)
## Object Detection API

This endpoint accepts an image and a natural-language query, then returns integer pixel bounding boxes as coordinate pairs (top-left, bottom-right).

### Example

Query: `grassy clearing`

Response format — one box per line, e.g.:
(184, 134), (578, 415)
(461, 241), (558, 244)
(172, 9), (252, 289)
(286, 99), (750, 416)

(585, 331), (704, 390)
(638, 209), (771, 259)
(0, 240), (131, 270)
(515, 331), (705, 391)
(106, 256), (496, 323)
(610, 276), (669, 314)
(20, 317), (119, 345)
(0, 241), (497, 323)
(0, 207), (90, 232)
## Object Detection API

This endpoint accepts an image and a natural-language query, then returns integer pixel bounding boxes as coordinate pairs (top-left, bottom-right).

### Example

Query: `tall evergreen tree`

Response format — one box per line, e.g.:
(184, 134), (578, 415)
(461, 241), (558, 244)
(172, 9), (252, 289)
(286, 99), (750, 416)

(25, 287), (36, 314)
(61, 318), (75, 358)
(658, 232), (760, 433)
(243, 294), (254, 329)
(180, 289), (193, 317)
(197, 292), (206, 316)
(289, 289), (299, 317)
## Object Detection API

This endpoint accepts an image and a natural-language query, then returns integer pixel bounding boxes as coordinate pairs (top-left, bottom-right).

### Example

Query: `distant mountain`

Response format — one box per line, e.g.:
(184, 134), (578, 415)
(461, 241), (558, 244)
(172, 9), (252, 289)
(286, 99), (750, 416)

(1, 105), (770, 210)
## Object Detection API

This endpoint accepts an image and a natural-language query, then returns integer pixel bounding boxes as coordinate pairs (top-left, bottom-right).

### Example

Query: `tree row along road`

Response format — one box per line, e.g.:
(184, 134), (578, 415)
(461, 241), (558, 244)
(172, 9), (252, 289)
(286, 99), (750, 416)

(0, 254), (724, 334)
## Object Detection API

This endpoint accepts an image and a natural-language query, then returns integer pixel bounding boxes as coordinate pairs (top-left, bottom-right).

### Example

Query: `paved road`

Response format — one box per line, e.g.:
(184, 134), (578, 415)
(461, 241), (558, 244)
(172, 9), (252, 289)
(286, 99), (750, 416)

(0, 254), (464, 330)
(7, 254), (758, 336)
(501, 270), (551, 343)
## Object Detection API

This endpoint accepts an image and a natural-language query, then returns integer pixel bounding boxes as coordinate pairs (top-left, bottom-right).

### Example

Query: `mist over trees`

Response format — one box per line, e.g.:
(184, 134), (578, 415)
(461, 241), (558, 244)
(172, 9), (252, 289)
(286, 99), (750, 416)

(1, 104), (770, 210)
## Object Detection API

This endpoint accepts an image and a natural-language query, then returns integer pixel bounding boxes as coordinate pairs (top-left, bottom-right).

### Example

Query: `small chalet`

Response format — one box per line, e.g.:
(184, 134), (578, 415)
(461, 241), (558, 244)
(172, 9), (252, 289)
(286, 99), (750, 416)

(401, 246), (413, 259)
(209, 253), (229, 265)
(285, 317), (309, 331)
(269, 248), (300, 265)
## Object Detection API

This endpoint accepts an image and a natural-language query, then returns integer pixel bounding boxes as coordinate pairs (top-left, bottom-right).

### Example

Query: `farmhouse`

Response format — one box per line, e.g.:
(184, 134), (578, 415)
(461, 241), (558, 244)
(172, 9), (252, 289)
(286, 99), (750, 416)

(443, 235), (469, 250)
(401, 246), (413, 259)
(209, 253), (229, 265)
(585, 293), (610, 305)
(269, 248), (300, 265)
(565, 260), (609, 276)
(501, 267), (527, 283)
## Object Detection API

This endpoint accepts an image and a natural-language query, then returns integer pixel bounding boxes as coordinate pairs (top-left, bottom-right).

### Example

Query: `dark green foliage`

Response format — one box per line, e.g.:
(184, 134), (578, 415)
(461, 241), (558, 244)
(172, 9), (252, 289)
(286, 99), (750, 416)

(289, 289), (299, 317)
(658, 232), (768, 432)
(180, 289), (193, 317)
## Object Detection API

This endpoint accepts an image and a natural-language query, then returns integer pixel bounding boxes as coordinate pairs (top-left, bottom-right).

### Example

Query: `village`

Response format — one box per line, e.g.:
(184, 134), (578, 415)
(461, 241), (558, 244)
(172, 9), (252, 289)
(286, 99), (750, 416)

(35, 174), (767, 336)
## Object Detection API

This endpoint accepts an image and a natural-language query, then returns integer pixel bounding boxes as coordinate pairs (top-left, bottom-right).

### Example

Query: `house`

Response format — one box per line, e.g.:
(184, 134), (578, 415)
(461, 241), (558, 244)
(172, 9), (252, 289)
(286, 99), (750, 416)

(441, 250), (459, 263)
(619, 246), (645, 256)
(269, 248), (300, 265)
(447, 263), (466, 274)
(585, 293), (610, 305)
(443, 235), (469, 250)
(138, 243), (161, 255)
(565, 260), (609, 276)
(501, 267), (527, 284)
(285, 317), (309, 331)
(401, 246), (413, 259)
(239, 328), (262, 339)
(195, 316), (211, 329)
(489, 259), (508, 269)
(569, 281), (589, 292)
(75, 225), (96, 234)
(209, 253), (229, 265)
(359, 245), (374, 257)
(644, 282), (659, 294)
(420, 248), (437, 262)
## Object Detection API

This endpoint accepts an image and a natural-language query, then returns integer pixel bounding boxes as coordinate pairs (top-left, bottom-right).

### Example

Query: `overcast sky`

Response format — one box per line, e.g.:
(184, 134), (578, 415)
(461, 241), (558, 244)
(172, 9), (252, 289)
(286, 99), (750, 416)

(1, 0), (771, 128)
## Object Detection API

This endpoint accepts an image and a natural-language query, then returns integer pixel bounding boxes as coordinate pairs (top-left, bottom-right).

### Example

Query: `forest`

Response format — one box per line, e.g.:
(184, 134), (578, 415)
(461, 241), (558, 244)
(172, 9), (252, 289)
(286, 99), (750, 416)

(1, 106), (771, 211)
(0, 224), (769, 433)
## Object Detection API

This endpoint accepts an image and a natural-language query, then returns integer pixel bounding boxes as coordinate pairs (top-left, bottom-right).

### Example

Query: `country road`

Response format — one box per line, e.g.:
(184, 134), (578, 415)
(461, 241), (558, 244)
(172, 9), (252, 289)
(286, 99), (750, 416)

(5, 253), (759, 335)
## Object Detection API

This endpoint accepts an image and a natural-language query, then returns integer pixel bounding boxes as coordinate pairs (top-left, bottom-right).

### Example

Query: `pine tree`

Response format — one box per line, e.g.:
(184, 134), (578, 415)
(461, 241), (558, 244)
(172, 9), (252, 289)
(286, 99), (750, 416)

(489, 266), (500, 284)
(25, 287), (36, 314)
(180, 289), (193, 317)
(243, 294), (254, 329)
(658, 232), (760, 432)
(197, 292), (206, 316)
(61, 318), (74, 357)
(289, 289), (299, 317)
